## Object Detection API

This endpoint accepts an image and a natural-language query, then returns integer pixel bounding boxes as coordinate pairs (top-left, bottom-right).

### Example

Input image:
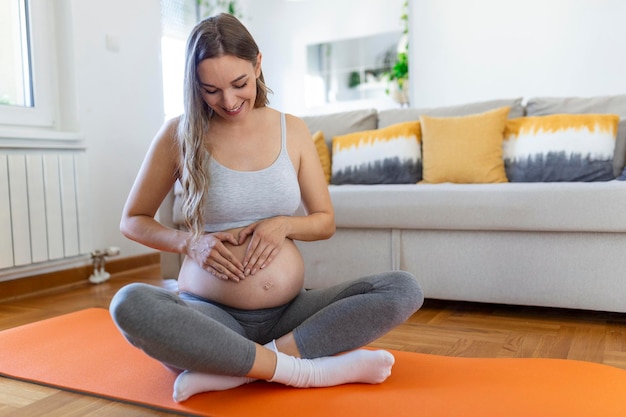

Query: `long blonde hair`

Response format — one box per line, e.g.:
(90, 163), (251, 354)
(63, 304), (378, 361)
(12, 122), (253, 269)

(177, 13), (271, 239)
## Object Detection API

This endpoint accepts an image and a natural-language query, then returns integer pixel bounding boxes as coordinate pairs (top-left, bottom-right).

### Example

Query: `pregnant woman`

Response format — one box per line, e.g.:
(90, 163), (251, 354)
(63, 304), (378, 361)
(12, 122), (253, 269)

(109, 13), (423, 402)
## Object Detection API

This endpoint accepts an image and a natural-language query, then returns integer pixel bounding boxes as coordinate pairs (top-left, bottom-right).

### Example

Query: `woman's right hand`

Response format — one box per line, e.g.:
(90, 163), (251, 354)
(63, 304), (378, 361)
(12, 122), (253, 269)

(186, 232), (246, 282)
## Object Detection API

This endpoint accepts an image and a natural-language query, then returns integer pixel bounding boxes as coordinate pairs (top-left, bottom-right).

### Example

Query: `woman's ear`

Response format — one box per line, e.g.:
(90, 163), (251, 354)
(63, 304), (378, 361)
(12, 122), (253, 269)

(255, 53), (263, 78)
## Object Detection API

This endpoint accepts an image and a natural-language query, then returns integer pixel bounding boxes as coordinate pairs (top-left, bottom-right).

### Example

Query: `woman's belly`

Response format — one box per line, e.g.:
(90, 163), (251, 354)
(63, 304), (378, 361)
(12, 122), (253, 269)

(177, 228), (305, 310)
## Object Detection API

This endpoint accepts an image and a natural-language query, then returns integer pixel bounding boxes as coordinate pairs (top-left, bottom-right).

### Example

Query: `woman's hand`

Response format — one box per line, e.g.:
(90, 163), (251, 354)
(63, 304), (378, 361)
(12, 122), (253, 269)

(186, 232), (246, 282)
(238, 217), (288, 276)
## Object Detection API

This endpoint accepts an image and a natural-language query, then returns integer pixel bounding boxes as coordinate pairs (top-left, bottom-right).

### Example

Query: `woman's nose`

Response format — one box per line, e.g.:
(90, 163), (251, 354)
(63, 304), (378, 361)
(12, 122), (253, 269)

(222, 89), (238, 109)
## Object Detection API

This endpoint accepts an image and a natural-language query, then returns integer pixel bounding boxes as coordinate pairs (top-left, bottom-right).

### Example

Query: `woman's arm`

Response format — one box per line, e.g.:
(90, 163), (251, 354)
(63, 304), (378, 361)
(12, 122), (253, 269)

(120, 118), (188, 253)
(121, 118), (246, 281)
(284, 113), (336, 241)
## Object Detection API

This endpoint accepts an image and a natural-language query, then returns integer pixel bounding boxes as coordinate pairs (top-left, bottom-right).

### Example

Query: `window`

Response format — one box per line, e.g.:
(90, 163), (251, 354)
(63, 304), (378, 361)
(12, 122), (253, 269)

(0, 0), (56, 128)
(160, 0), (198, 121)
(0, 0), (31, 107)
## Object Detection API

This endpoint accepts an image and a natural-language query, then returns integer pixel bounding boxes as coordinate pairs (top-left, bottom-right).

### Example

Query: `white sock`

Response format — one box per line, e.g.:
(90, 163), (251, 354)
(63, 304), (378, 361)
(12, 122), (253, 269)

(173, 343), (395, 401)
(172, 340), (276, 402)
(268, 345), (395, 388)
(173, 372), (255, 402)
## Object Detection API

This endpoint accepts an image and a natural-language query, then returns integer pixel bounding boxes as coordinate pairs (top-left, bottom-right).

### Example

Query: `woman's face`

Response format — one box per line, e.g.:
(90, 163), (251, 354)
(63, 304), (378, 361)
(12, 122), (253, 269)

(196, 54), (261, 120)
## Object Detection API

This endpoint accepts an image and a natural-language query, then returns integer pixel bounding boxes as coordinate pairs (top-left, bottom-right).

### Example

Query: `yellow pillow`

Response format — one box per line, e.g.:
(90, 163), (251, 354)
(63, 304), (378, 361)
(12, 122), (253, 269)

(312, 130), (331, 184)
(419, 106), (511, 184)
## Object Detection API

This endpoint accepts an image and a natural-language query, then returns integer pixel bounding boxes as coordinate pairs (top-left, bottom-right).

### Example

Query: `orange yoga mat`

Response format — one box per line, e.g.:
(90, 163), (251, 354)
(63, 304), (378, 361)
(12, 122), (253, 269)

(1, 308), (626, 417)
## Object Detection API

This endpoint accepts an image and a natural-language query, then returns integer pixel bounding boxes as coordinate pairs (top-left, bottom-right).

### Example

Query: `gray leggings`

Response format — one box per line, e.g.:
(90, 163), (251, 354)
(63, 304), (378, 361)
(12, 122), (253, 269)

(109, 271), (423, 377)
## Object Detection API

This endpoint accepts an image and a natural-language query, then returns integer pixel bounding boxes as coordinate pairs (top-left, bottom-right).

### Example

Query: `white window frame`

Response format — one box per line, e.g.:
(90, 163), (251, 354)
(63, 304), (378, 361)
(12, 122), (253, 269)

(0, 0), (56, 128)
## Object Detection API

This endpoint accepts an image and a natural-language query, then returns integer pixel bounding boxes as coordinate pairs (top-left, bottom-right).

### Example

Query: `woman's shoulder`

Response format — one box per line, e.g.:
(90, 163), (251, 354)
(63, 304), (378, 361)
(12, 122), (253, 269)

(281, 112), (311, 138)
(252, 107), (311, 142)
(163, 115), (182, 133)
(151, 116), (182, 161)
(153, 116), (181, 143)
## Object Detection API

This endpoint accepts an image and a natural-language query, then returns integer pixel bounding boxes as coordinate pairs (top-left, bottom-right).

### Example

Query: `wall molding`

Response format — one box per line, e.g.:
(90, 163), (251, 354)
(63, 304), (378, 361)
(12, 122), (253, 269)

(0, 252), (160, 302)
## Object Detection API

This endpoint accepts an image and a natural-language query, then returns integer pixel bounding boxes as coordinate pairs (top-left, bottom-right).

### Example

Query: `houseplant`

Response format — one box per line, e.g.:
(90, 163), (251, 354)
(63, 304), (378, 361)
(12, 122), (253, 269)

(386, 1), (409, 105)
(387, 48), (409, 105)
(197, 0), (242, 18)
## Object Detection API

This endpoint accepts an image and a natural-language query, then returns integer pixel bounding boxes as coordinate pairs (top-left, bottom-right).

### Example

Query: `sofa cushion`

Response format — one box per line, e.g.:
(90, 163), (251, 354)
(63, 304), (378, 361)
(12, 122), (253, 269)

(331, 121), (421, 184)
(327, 182), (626, 233)
(526, 95), (626, 176)
(526, 94), (626, 117)
(419, 106), (510, 184)
(503, 114), (619, 182)
(312, 131), (331, 184)
(378, 97), (525, 128)
(301, 108), (378, 154)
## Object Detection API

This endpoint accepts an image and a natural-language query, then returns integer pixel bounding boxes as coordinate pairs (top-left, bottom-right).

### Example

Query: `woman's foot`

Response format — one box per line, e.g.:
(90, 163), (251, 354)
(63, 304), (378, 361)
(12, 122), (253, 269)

(173, 372), (255, 402)
(270, 348), (395, 388)
(173, 347), (395, 401)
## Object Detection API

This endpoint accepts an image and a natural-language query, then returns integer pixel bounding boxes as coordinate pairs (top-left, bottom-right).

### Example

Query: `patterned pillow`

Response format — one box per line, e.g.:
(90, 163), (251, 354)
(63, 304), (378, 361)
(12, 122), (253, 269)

(312, 131), (331, 184)
(526, 95), (626, 177)
(503, 114), (620, 182)
(331, 121), (421, 185)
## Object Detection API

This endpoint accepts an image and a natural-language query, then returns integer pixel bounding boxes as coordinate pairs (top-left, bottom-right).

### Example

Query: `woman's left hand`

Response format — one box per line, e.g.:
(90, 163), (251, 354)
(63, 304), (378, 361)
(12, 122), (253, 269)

(237, 217), (288, 276)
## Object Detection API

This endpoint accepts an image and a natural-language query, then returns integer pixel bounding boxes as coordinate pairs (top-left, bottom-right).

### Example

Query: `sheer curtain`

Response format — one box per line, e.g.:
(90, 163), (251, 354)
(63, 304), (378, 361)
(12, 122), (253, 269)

(160, 0), (198, 121)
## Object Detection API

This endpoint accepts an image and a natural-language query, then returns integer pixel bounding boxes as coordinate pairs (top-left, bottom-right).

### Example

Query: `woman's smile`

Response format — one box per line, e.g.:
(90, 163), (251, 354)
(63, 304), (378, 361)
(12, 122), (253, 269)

(223, 101), (245, 116)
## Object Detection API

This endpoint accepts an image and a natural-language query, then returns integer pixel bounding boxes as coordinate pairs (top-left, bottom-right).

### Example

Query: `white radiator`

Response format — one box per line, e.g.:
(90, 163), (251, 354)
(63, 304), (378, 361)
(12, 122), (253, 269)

(0, 149), (92, 275)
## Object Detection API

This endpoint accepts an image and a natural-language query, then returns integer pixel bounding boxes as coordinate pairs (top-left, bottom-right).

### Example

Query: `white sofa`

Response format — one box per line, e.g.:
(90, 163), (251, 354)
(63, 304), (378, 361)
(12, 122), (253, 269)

(160, 95), (626, 313)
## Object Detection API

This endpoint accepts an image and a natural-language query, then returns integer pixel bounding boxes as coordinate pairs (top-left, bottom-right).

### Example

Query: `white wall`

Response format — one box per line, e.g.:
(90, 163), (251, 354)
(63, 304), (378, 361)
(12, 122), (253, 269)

(409, 0), (626, 108)
(242, 0), (406, 115)
(65, 0), (164, 259)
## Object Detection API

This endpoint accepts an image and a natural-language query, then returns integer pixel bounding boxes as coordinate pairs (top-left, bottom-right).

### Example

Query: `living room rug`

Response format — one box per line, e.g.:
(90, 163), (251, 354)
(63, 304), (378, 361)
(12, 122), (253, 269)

(1, 308), (625, 417)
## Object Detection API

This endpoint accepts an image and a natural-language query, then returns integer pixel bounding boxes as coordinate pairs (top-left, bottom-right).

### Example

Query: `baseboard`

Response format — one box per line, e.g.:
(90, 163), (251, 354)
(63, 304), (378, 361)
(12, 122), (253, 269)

(0, 253), (161, 302)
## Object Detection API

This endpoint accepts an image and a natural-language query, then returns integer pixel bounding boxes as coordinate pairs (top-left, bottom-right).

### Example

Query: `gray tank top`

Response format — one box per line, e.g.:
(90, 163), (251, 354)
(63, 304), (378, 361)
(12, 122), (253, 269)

(203, 113), (301, 232)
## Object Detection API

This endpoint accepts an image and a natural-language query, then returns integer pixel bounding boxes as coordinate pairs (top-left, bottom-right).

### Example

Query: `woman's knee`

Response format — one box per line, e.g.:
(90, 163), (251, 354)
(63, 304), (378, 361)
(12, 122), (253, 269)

(110, 283), (142, 327)
(109, 283), (170, 329)
(394, 270), (424, 311)
(377, 270), (424, 321)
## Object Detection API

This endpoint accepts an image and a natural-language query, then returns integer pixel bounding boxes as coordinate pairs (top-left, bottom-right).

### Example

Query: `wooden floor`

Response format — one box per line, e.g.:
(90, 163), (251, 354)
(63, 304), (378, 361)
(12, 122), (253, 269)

(1, 265), (625, 416)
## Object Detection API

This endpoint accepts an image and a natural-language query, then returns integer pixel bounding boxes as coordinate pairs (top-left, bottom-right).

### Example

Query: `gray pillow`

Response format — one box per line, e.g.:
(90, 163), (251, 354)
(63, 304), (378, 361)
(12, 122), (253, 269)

(526, 95), (626, 177)
(526, 95), (626, 117)
(301, 109), (378, 152)
(377, 97), (525, 128)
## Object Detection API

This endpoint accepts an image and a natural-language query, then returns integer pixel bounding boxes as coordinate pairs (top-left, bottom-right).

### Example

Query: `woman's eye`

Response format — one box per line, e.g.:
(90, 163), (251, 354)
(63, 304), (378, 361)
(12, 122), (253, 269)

(235, 83), (247, 89)
(204, 89), (217, 95)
